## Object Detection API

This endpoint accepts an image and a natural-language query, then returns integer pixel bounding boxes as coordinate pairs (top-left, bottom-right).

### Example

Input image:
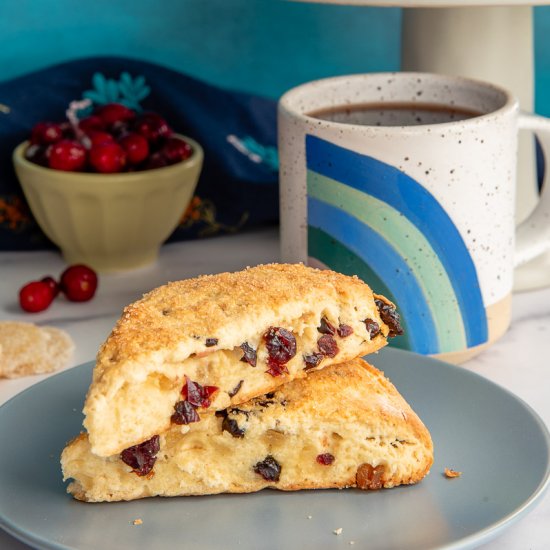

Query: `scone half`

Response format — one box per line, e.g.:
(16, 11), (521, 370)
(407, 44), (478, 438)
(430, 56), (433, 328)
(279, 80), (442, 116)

(62, 358), (432, 502)
(83, 263), (402, 457)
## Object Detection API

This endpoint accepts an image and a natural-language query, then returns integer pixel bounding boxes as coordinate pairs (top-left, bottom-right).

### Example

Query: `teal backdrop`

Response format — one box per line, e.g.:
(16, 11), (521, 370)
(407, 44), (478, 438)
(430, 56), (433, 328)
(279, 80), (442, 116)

(0, 0), (549, 114)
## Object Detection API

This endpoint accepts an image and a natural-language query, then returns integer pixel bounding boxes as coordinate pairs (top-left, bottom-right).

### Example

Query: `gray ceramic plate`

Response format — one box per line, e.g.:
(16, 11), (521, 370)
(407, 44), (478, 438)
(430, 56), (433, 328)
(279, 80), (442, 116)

(0, 347), (549, 550)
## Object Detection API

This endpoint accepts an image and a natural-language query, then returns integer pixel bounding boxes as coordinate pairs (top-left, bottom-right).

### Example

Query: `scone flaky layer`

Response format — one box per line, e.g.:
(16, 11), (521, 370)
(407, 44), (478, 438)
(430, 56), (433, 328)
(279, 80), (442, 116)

(63, 359), (433, 502)
(84, 264), (398, 457)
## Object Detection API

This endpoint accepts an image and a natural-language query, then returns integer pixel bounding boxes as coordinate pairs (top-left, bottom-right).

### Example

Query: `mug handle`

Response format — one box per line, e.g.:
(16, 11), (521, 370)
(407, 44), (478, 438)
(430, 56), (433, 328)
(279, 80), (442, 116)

(514, 113), (550, 266)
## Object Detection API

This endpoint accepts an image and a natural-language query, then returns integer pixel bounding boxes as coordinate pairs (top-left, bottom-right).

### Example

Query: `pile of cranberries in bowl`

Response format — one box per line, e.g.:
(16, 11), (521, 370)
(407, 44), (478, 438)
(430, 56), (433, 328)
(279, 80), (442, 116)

(24, 103), (193, 173)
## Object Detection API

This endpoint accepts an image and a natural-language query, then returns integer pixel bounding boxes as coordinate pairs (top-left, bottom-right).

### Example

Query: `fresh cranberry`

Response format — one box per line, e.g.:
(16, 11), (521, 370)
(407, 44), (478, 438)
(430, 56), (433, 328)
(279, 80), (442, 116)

(30, 122), (63, 145)
(89, 142), (126, 173)
(142, 151), (168, 170)
(87, 130), (115, 147)
(120, 435), (160, 476)
(96, 103), (135, 127)
(60, 264), (98, 302)
(318, 317), (336, 335)
(240, 342), (257, 367)
(160, 136), (193, 164)
(48, 140), (87, 171)
(119, 133), (149, 165)
(253, 455), (281, 481)
(133, 112), (171, 142)
(24, 144), (50, 167)
(41, 276), (60, 298)
(19, 281), (54, 313)
(337, 324), (353, 338)
(78, 115), (105, 133)
(263, 327), (296, 376)
(317, 334), (339, 357)
(364, 319), (380, 339)
(316, 453), (335, 465)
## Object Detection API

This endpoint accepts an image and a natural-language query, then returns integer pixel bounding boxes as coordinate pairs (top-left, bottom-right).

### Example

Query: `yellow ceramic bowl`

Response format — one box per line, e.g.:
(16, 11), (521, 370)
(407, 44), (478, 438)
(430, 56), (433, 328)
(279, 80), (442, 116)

(13, 136), (203, 272)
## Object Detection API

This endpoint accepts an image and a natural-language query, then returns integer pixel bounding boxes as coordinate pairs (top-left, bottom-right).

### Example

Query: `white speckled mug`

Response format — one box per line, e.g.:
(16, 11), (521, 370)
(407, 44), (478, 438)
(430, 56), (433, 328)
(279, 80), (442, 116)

(278, 73), (550, 363)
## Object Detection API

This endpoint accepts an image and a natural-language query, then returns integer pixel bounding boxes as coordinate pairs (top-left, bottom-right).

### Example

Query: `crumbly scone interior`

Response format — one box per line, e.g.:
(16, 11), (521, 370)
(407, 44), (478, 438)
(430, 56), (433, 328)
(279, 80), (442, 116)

(84, 290), (393, 457)
(63, 360), (433, 502)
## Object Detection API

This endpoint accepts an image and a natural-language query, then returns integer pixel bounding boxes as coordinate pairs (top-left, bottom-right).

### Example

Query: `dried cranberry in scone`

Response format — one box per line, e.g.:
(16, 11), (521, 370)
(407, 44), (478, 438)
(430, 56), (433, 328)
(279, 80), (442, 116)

(316, 453), (335, 465)
(317, 334), (339, 357)
(239, 342), (257, 367)
(303, 352), (324, 370)
(171, 400), (200, 425)
(254, 455), (281, 481)
(364, 319), (380, 339)
(337, 324), (353, 338)
(263, 327), (296, 376)
(375, 298), (404, 337)
(120, 435), (160, 476)
(317, 317), (336, 335)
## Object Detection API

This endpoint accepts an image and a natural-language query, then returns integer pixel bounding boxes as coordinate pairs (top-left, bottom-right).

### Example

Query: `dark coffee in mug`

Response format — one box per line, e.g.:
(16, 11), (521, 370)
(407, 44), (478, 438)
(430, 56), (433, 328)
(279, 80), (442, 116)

(308, 102), (483, 126)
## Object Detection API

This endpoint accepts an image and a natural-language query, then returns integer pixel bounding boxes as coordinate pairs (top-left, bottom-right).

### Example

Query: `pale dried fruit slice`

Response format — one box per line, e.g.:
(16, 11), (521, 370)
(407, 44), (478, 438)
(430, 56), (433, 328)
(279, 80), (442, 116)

(83, 264), (398, 457)
(62, 358), (433, 502)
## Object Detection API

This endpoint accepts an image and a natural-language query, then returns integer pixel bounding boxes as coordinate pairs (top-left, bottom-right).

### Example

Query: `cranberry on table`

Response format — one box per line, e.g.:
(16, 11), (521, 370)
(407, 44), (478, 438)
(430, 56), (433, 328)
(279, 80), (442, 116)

(60, 264), (98, 302)
(89, 142), (127, 173)
(30, 122), (63, 145)
(40, 276), (60, 298)
(119, 133), (149, 165)
(19, 281), (54, 313)
(48, 140), (87, 172)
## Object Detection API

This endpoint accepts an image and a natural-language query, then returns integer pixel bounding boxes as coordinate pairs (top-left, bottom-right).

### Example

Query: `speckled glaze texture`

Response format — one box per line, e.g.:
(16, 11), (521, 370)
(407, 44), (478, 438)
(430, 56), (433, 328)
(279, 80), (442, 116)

(279, 73), (550, 361)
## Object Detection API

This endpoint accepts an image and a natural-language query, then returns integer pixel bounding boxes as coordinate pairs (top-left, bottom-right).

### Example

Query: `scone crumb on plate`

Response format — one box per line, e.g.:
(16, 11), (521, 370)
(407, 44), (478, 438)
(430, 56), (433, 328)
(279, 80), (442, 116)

(349, 542), (356, 545)
(307, 515), (312, 519)
(132, 519), (143, 525)
(333, 528), (343, 535)
(444, 467), (462, 478)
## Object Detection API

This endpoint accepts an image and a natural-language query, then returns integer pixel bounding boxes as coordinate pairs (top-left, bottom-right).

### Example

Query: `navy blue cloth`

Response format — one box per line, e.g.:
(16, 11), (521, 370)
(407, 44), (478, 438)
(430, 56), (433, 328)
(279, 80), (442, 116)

(0, 56), (279, 250)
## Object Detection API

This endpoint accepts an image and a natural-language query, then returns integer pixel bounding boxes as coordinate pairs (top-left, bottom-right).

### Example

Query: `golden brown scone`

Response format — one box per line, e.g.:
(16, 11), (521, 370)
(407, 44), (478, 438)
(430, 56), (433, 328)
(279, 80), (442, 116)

(0, 321), (74, 378)
(83, 263), (401, 457)
(62, 358), (432, 502)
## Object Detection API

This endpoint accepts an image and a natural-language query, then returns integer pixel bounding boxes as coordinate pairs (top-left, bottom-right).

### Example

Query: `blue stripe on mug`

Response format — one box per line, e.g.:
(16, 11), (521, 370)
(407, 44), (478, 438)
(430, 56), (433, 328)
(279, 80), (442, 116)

(305, 134), (488, 350)
(308, 196), (440, 354)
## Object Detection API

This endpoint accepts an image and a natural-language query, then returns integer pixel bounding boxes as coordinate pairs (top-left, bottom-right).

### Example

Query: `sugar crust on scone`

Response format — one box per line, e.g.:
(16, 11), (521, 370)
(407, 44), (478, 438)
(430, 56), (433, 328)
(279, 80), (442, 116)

(83, 264), (397, 457)
(63, 358), (433, 502)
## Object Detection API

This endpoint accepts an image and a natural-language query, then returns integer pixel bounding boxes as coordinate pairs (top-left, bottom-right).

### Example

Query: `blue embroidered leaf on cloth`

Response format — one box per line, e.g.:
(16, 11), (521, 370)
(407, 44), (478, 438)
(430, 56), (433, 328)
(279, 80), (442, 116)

(83, 71), (150, 112)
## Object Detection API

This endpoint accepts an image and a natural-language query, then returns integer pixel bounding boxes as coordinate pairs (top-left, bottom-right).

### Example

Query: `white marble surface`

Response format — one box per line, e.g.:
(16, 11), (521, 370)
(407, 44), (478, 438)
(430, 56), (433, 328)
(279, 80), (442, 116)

(0, 227), (548, 549)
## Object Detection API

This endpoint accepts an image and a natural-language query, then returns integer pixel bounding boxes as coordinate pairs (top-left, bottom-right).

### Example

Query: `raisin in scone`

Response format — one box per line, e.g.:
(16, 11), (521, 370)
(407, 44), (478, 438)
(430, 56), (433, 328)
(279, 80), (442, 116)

(62, 358), (432, 502)
(83, 263), (402, 457)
